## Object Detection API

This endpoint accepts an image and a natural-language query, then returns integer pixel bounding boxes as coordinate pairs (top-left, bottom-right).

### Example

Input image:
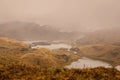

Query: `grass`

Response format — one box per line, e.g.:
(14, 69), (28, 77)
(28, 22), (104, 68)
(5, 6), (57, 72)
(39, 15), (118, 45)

(78, 44), (120, 66)
(0, 37), (80, 68)
(0, 63), (120, 80)
(0, 37), (120, 80)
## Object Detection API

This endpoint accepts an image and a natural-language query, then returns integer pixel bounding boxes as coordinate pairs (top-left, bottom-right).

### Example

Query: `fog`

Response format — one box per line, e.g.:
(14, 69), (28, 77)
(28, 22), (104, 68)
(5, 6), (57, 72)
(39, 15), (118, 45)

(0, 0), (120, 32)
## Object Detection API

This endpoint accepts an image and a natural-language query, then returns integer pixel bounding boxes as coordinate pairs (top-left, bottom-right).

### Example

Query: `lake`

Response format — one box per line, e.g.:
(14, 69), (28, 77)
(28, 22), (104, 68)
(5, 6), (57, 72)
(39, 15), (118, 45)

(66, 57), (120, 71)
(116, 65), (120, 71)
(23, 41), (72, 49)
(31, 43), (72, 49)
(65, 57), (111, 69)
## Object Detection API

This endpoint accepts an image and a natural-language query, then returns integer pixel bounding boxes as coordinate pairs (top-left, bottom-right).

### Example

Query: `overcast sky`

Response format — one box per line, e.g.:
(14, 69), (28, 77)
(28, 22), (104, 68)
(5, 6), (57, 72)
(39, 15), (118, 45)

(0, 0), (120, 31)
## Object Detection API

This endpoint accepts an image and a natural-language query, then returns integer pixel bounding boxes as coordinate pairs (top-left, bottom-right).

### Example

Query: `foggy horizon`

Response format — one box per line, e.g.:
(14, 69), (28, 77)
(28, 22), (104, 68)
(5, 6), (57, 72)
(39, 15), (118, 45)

(0, 1), (120, 79)
(0, 0), (120, 32)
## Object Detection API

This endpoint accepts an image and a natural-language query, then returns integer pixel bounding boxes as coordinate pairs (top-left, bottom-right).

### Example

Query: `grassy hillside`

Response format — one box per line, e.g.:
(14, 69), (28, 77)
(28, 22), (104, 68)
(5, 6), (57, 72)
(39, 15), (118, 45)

(75, 27), (120, 66)
(0, 37), (30, 65)
(79, 44), (120, 65)
(0, 37), (80, 68)
(0, 64), (120, 80)
(20, 48), (80, 68)
(76, 27), (120, 45)
(0, 37), (120, 67)
(0, 37), (29, 49)
(0, 37), (120, 80)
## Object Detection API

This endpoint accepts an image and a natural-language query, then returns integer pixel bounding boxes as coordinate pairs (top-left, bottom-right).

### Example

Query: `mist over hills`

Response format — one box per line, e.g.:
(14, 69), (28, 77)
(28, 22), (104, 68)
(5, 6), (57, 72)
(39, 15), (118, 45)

(74, 26), (120, 66)
(0, 21), (81, 41)
(76, 26), (120, 45)
(0, 0), (120, 79)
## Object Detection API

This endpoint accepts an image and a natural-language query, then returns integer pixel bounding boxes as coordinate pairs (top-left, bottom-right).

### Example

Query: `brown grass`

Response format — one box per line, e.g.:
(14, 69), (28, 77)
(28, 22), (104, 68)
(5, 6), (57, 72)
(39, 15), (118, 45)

(0, 63), (120, 80)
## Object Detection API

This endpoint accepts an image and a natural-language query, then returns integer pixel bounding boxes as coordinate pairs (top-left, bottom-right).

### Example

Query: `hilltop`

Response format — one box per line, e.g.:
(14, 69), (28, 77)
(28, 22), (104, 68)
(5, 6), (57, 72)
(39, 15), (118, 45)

(0, 21), (80, 41)
(0, 37), (29, 49)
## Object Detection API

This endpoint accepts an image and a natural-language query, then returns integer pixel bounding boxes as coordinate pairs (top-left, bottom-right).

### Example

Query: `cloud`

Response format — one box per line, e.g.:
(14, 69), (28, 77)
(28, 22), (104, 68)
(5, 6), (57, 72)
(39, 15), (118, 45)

(0, 0), (120, 32)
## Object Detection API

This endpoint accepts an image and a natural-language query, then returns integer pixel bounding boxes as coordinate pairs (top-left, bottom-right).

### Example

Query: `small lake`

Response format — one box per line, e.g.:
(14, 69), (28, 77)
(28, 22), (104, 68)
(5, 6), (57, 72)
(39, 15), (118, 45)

(66, 57), (120, 71)
(116, 66), (120, 71)
(31, 43), (72, 49)
(65, 57), (112, 69)
(23, 41), (72, 49)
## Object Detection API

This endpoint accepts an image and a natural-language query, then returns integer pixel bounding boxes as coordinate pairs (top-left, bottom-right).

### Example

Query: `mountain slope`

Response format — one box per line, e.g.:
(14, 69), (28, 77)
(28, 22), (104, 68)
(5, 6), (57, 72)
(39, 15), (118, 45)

(0, 37), (30, 65)
(0, 37), (80, 67)
(0, 21), (79, 41)
(79, 44), (120, 65)
(76, 27), (120, 45)
(0, 37), (29, 49)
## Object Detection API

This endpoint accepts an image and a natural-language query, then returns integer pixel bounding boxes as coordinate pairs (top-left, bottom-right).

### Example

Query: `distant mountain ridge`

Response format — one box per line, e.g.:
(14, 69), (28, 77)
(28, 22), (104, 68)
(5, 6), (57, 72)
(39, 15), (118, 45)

(76, 27), (120, 45)
(0, 21), (80, 41)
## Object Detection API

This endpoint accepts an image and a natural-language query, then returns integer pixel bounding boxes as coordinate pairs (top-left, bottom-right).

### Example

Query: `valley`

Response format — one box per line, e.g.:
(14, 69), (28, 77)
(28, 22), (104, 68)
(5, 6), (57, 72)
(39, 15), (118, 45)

(1, 0), (120, 79)
(0, 22), (120, 79)
(0, 37), (120, 80)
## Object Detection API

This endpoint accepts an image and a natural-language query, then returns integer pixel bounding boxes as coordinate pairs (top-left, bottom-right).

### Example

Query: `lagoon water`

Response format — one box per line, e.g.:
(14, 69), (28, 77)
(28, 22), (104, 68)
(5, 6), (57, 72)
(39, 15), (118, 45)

(66, 57), (112, 69)
(23, 41), (72, 49)
(32, 43), (72, 49)
(116, 65), (120, 71)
